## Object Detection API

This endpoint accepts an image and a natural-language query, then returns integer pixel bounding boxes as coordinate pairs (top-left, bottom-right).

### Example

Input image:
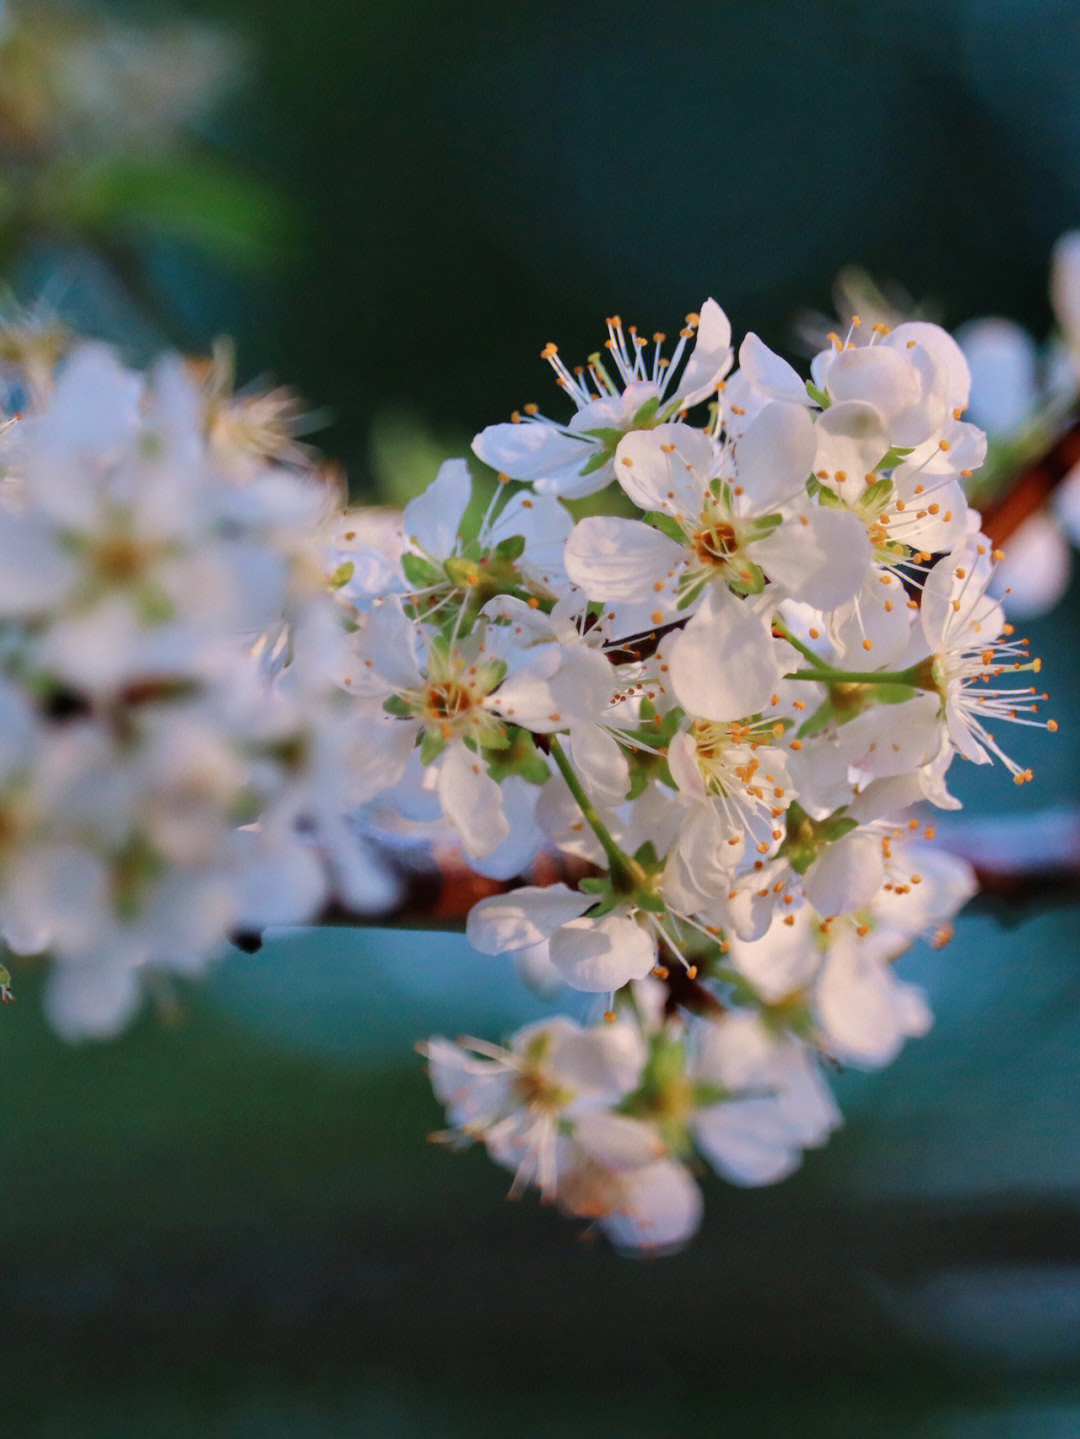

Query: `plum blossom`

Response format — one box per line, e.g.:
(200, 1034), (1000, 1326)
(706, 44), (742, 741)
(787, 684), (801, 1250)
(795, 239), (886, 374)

(0, 296), (1053, 1255)
(472, 301), (733, 498)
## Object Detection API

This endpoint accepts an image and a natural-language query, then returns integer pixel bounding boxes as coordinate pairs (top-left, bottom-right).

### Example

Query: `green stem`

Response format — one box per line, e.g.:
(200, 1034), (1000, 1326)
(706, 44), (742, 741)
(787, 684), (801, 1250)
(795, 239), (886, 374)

(785, 664), (921, 687)
(548, 736), (642, 885)
(772, 618), (825, 668)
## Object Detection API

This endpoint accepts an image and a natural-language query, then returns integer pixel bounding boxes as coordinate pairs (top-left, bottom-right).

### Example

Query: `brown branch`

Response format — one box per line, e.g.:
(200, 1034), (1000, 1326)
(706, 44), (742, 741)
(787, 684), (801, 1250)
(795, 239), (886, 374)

(980, 417), (1080, 544)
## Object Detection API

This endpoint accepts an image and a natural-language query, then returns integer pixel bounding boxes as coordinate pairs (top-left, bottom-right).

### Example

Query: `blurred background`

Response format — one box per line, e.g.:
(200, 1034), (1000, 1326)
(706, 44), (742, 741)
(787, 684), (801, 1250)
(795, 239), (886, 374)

(3, 1), (1080, 1435)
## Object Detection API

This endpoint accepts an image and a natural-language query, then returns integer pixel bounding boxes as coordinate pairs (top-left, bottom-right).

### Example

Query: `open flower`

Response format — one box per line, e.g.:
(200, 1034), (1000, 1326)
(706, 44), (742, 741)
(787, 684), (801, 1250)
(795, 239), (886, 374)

(472, 301), (733, 498)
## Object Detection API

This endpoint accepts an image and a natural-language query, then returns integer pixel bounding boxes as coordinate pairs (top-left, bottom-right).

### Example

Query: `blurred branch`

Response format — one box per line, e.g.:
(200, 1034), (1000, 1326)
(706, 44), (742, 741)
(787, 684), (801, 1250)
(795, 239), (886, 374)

(979, 413), (1080, 545)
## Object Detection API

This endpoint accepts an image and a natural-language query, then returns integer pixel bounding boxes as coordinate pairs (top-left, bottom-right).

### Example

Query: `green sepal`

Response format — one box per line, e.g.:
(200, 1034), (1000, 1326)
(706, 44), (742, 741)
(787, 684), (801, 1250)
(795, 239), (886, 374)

(676, 576), (707, 609)
(329, 560), (355, 589)
(645, 510), (686, 544)
(796, 700), (839, 739)
(727, 562), (766, 596)
(581, 426), (624, 446)
(578, 449), (611, 477)
(578, 876), (608, 895)
(419, 729), (447, 765)
(426, 632), (451, 667)
(402, 552), (443, 588)
(630, 395), (662, 428)
(861, 477), (894, 510)
(642, 1033), (688, 1093)
(876, 445), (914, 471)
(382, 695), (412, 718)
(805, 382), (830, 408)
(818, 813), (858, 842)
(808, 476), (843, 507)
(583, 891), (620, 918)
(781, 800), (857, 875)
(747, 511), (783, 539)
(483, 729), (552, 786)
(875, 683), (919, 705)
(692, 1082), (727, 1108)
(491, 534), (526, 562)
(479, 725), (512, 752)
(633, 890), (667, 914)
(136, 584), (174, 625)
(474, 659), (507, 692)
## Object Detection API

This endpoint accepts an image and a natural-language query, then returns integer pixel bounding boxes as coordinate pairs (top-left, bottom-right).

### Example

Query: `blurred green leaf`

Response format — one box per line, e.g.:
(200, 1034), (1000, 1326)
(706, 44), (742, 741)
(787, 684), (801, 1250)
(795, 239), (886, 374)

(34, 153), (298, 268)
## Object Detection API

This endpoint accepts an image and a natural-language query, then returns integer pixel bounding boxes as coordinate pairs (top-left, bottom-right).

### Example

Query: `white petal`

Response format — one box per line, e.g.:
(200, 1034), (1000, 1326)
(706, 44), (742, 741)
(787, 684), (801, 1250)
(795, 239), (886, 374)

(738, 333), (813, 407)
(1052, 459), (1080, 546)
(955, 318), (1039, 435)
(472, 420), (595, 488)
(813, 400), (890, 487)
(487, 489), (572, 591)
(727, 907), (819, 1004)
(613, 424), (712, 516)
(401, 458), (471, 557)
(0, 511), (76, 614)
(567, 723), (629, 804)
(803, 831), (885, 916)
(44, 960), (142, 1043)
(989, 513), (1071, 619)
(548, 914), (656, 991)
(754, 505), (870, 609)
(1051, 231), (1080, 348)
(694, 1098), (806, 1186)
(884, 322), (971, 411)
(838, 692), (943, 780)
(465, 883), (593, 954)
(571, 1110), (666, 1169)
(816, 938), (932, 1068)
(673, 298), (734, 407)
(468, 776), (545, 881)
(735, 400), (817, 506)
(598, 1159), (704, 1252)
(353, 600), (423, 694)
(437, 743), (509, 859)
(668, 588), (783, 721)
(823, 345), (922, 429)
(564, 515), (685, 602)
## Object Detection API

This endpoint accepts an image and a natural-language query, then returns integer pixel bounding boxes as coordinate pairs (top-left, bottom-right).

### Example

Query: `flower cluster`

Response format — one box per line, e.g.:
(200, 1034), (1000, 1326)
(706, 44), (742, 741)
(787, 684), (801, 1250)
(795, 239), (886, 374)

(365, 302), (1056, 1249)
(0, 295), (1055, 1252)
(0, 335), (385, 1037)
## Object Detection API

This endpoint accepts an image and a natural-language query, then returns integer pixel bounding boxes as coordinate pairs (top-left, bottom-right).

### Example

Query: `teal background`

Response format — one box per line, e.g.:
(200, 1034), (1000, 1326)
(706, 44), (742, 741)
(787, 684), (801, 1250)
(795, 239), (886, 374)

(4, 2), (1080, 1435)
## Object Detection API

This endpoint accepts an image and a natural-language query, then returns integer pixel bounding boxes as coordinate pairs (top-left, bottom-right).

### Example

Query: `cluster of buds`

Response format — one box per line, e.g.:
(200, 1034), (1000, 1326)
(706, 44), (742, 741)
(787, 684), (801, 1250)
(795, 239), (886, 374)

(0, 295), (1055, 1251)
